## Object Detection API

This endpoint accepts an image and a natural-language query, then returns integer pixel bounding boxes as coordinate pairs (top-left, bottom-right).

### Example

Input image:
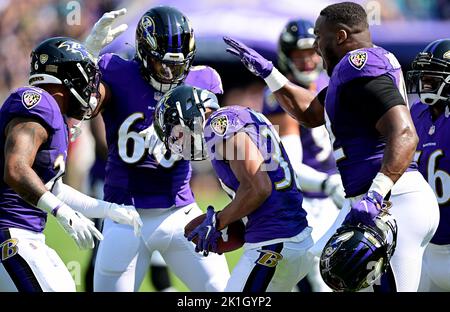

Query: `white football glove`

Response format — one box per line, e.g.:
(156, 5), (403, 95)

(139, 124), (167, 155)
(84, 8), (128, 59)
(55, 204), (103, 250)
(322, 174), (346, 209)
(106, 203), (143, 237)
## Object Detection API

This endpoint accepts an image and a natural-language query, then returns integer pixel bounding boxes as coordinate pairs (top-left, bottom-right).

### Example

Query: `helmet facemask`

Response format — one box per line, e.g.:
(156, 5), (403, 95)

(407, 52), (450, 105)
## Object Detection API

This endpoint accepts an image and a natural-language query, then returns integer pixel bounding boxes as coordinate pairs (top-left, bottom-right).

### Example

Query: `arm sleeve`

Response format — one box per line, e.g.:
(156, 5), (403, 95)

(341, 74), (406, 124)
(51, 179), (110, 218)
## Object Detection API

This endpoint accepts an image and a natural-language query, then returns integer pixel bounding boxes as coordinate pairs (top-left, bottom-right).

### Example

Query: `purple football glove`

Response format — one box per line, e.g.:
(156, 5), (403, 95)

(187, 206), (222, 256)
(223, 36), (273, 78)
(344, 191), (383, 226)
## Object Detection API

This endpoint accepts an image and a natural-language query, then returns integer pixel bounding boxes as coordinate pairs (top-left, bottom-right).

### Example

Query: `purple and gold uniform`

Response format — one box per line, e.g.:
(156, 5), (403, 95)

(204, 106), (312, 292)
(0, 86), (68, 233)
(412, 102), (450, 245)
(94, 54), (230, 292)
(204, 106), (308, 243)
(324, 47), (416, 197)
(99, 54), (222, 208)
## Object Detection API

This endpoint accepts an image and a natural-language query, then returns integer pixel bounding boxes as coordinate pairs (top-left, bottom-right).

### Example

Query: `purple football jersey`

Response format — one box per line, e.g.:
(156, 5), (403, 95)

(204, 106), (308, 244)
(411, 102), (450, 244)
(99, 53), (223, 208)
(324, 47), (416, 196)
(262, 72), (337, 198)
(0, 87), (68, 232)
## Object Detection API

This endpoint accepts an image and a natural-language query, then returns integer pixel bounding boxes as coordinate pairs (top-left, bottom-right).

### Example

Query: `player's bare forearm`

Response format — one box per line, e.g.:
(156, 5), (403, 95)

(3, 118), (49, 205)
(273, 82), (325, 128)
(377, 105), (419, 183)
(216, 132), (272, 230)
(216, 169), (271, 230)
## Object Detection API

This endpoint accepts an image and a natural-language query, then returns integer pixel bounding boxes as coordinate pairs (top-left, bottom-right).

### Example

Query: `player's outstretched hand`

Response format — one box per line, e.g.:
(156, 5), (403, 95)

(55, 204), (103, 249)
(84, 8), (128, 59)
(223, 36), (273, 78)
(106, 204), (143, 237)
(344, 191), (383, 227)
(187, 206), (222, 256)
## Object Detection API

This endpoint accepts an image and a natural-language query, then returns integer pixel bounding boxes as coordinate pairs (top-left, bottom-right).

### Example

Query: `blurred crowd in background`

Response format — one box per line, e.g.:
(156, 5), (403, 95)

(0, 0), (449, 195)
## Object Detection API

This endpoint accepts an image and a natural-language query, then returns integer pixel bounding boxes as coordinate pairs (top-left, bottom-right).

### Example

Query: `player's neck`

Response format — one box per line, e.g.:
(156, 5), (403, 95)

(40, 84), (69, 114)
(430, 101), (448, 120)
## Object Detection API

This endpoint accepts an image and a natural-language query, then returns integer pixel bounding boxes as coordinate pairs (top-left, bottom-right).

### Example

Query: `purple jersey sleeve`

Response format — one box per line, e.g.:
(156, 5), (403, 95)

(185, 65), (223, 94)
(204, 106), (247, 149)
(5, 87), (60, 132)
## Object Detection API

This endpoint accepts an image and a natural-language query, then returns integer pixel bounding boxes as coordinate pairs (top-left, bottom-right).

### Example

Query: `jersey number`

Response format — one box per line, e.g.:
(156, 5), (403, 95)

(118, 113), (179, 168)
(253, 112), (300, 191)
(427, 150), (450, 205)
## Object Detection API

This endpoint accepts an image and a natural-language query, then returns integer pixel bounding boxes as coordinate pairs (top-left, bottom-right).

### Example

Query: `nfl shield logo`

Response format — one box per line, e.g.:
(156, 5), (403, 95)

(21, 90), (42, 109)
(210, 115), (228, 136)
(348, 51), (368, 70)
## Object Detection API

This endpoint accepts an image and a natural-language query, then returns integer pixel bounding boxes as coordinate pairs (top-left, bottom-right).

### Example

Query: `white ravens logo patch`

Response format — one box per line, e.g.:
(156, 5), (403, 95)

(348, 51), (368, 70)
(22, 90), (42, 109)
(210, 115), (228, 136)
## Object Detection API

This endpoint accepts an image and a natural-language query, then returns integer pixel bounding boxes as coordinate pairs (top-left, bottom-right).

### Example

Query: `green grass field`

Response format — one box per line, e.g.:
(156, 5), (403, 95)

(43, 189), (243, 292)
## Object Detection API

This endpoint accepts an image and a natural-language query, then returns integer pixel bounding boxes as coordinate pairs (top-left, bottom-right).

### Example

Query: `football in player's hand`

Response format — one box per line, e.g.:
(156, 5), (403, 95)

(184, 213), (245, 253)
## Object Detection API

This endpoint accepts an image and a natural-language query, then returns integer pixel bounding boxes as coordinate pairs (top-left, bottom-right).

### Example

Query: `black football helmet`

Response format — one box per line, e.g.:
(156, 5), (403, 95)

(320, 208), (398, 292)
(154, 85), (218, 160)
(136, 6), (196, 93)
(278, 18), (321, 86)
(29, 37), (101, 120)
(407, 39), (450, 105)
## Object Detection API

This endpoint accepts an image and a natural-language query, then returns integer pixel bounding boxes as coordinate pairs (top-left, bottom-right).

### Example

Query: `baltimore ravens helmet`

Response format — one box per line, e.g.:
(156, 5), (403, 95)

(319, 207), (397, 292)
(153, 84), (218, 160)
(29, 37), (101, 120)
(407, 39), (450, 105)
(136, 6), (196, 93)
(278, 18), (321, 86)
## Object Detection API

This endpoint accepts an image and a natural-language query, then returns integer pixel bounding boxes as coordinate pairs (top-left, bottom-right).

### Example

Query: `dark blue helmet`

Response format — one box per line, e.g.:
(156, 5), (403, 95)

(154, 84), (218, 161)
(278, 18), (321, 86)
(29, 37), (101, 120)
(136, 6), (196, 92)
(320, 209), (397, 292)
(407, 38), (450, 105)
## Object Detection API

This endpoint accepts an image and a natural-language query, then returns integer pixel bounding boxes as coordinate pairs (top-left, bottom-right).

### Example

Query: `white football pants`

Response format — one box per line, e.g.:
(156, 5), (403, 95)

(310, 171), (439, 292)
(94, 203), (230, 291)
(302, 197), (340, 292)
(419, 243), (450, 291)
(0, 228), (75, 292)
(225, 227), (314, 292)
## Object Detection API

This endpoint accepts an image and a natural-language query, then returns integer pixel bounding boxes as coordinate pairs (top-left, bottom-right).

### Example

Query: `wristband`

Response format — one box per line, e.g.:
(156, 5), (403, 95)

(37, 191), (65, 215)
(264, 68), (289, 92)
(368, 172), (394, 198)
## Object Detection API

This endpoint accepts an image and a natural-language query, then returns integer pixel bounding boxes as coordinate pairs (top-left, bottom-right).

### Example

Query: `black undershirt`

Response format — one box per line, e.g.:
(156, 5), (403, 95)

(318, 74), (406, 126)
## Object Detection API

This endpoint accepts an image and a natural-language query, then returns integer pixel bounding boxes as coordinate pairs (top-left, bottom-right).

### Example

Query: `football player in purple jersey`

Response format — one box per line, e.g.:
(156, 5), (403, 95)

(262, 18), (344, 292)
(83, 6), (230, 291)
(408, 39), (450, 291)
(0, 37), (141, 292)
(224, 2), (439, 291)
(154, 85), (314, 292)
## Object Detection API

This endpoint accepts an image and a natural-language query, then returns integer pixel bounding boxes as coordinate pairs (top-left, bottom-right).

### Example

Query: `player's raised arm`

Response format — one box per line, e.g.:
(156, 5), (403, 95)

(223, 37), (325, 127)
(215, 132), (272, 230)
